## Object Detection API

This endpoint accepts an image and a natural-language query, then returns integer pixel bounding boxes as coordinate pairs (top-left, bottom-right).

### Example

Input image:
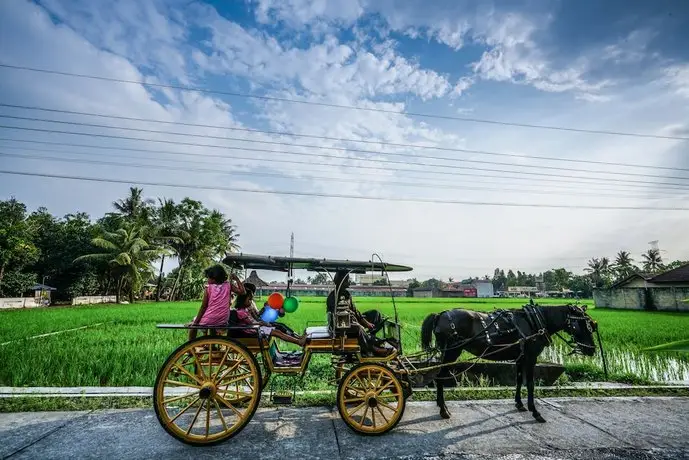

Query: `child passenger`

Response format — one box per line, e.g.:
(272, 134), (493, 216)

(188, 264), (245, 340)
(233, 291), (308, 346)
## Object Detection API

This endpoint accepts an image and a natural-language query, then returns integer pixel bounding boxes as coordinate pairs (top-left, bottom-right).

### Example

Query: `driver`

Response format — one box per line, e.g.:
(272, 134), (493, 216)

(326, 270), (393, 357)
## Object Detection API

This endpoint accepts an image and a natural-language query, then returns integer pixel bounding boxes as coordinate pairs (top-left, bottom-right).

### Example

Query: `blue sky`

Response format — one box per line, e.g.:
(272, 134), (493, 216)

(0, 0), (688, 280)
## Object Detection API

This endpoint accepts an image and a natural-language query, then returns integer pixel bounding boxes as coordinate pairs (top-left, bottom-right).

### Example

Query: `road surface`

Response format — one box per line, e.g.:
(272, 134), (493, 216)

(2, 397), (688, 459)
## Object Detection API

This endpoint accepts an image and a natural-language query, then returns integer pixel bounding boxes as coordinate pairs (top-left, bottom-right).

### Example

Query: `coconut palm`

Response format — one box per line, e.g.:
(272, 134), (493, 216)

(642, 249), (663, 273)
(75, 223), (166, 303)
(112, 187), (155, 227)
(613, 251), (635, 280)
(152, 198), (187, 301)
(584, 257), (610, 288)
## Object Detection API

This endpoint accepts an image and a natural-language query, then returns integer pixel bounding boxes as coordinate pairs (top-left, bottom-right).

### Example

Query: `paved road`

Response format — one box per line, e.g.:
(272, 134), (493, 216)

(2, 397), (688, 459)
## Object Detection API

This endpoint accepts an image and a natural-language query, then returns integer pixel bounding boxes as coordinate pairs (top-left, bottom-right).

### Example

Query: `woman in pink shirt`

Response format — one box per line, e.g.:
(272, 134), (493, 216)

(188, 264), (245, 340)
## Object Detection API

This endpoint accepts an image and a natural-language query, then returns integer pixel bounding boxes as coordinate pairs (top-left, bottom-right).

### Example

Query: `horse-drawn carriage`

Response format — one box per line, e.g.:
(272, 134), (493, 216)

(153, 254), (601, 446)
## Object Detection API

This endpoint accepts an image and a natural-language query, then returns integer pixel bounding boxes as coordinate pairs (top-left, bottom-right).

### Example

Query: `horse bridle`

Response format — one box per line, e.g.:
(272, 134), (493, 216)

(560, 305), (598, 355)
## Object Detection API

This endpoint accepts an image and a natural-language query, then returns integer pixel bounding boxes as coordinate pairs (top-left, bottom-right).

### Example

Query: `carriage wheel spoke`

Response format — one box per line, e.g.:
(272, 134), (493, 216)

(377, 400), (398, 413)
(167, 397), (200, 425)
(190, 348), (206, 380)
(216, 393), (245, 418)
(185, 401), (205, 435)
(213, 347), (233, 380)
(376, 406), (389, 424)
(219, 372), (253, 387)
(214, 360), (243, 384)
(218, 388), (254, 399)
(163, 392), (197, 404)
(205, 399), (211, 438)
(213, 398), (229, 431)
(359, 406), (370, 428)
(172, 364), (204, 387)
(348, 401), (367, 416)
(164, 379), (201, 389)
(374, 380), (394, 396)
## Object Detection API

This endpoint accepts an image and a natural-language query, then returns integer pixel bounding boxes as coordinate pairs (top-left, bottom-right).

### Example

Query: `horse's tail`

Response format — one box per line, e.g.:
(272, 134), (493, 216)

(421, 313), (438, 351)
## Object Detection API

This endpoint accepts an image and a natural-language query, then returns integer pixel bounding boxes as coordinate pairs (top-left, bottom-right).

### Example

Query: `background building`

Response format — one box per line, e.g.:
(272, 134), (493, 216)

(594, 263), (689, 311)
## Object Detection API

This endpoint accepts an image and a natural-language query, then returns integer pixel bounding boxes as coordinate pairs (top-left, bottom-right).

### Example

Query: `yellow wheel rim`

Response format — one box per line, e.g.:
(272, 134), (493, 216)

(154, 338), (261, 445)
(337, 364), (405, 435)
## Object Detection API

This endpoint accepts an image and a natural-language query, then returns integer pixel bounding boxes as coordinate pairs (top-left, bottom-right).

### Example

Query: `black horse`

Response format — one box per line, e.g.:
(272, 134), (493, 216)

(420, 303), (598, 423)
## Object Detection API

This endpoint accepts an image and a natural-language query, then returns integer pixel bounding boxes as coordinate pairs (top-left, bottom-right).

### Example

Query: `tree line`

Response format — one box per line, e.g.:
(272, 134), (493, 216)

(404, 250), (686, 298)
(0, 187), (239, 303)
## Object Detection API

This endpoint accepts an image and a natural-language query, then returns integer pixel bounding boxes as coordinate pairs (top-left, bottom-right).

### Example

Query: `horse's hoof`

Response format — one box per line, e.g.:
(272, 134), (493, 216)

(534, 414), (546, 423)
(440, 410), (451, 419)
(516, 404), (527, 412)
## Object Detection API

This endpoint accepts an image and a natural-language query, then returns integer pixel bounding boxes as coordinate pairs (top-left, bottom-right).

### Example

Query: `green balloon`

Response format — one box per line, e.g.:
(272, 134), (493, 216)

(283, 296), (299, 313)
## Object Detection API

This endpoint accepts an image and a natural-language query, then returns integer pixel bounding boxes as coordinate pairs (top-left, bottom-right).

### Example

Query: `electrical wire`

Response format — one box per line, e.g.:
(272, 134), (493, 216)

(2, 114), (687, 182)
(2, 169), (688, 210)
(1, 63), (687, 141)
(1, 124), (687, 189)
(3, 150), (680, 201)
(1, 102), (686, 172)
(3, 138), (684, 194)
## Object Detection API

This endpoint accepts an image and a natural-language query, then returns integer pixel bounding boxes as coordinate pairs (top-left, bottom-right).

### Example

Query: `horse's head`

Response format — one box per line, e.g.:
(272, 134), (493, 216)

(563, 304), (597, 357)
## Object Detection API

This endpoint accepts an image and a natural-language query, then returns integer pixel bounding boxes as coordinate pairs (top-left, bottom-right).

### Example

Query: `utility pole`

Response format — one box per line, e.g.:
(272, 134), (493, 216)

(287, 232), (294, 295)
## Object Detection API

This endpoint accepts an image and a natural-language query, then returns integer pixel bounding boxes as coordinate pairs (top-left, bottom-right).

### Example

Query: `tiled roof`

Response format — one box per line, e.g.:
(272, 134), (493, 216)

(650, 263), (689, 283)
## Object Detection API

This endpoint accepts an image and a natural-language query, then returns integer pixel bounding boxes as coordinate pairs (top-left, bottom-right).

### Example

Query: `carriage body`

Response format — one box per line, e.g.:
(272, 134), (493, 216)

(152, 253), (415, 446)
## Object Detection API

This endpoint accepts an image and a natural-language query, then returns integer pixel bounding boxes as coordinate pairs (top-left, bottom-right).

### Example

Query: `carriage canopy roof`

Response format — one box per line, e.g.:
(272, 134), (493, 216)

(222, 253), (413, 274)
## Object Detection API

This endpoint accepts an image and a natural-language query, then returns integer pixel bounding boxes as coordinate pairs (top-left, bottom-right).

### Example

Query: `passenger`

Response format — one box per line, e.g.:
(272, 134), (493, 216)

(242, 282), (261, 319)
(188, 265), (245, 341)
(234, 291), (308, 347)
(326, 270), (393, 357)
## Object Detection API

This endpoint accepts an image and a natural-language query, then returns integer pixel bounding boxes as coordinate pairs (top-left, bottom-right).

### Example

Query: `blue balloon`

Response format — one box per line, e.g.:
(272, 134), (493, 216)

(260, 307), (278, 323)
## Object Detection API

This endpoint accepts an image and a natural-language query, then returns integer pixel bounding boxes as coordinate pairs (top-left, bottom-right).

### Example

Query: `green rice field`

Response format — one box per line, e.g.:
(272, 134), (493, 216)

(1, 297), (688, 389)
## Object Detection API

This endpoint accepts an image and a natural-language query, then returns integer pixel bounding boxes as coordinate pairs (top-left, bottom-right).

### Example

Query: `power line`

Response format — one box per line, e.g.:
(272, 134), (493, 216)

(1, 63), (687, 141)
(4, 138), (683, 194)
(1, 102), (686, 172)
(1, 124), (688, 189)
(3, 150), (677, 201)
(2, 168), (689, 210)
(2, 113), (688, 181)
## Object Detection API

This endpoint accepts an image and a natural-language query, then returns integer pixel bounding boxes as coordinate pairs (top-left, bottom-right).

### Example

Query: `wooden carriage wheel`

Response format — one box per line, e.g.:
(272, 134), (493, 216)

(153, 337), (262, 446)
(337, 363), (406, 436)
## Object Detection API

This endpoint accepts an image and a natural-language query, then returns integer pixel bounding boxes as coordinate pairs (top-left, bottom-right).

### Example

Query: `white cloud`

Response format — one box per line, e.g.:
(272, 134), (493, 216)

(191, 6), (453, 102)
(1, 0), (688, 282)
(663, 64), (689, 98)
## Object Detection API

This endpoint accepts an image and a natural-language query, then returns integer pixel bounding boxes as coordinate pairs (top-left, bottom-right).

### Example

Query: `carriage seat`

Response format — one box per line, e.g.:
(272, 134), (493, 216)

(305, 326), (331, 339)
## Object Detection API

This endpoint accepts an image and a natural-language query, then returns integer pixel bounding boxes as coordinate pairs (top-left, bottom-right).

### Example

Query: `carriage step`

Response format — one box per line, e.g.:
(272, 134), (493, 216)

(271, 392), (294, 405)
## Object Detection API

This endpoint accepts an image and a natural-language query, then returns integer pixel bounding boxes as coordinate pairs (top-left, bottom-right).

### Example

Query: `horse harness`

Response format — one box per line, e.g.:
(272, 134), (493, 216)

(439, 306), (551, 352)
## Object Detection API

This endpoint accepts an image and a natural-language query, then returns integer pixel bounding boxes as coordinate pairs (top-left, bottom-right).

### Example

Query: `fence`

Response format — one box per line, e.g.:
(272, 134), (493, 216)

(72, 295), (117, 305)
(0, 297), (43, 309)
(593, 287), (689, 311)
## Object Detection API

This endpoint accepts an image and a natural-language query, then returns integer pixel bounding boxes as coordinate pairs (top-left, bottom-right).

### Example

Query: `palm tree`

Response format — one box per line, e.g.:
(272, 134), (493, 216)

(584, 257), (609, 288)
(75, 223), (165, 303)
(112, 187), (155, 227)
(152, 198), (186, 302)
(614, 251), (635, 280)
(642, 249), (663, 273)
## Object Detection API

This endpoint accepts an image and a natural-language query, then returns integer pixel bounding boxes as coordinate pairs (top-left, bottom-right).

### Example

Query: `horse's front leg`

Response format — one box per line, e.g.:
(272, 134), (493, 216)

(525, 360), (545, 423)
(514, 358), (527, 412)
(436, 378), (451, 419)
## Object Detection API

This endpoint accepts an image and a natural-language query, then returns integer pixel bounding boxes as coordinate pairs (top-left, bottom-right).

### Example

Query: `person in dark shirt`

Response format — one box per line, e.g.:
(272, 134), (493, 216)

(326, 270), (392, 357)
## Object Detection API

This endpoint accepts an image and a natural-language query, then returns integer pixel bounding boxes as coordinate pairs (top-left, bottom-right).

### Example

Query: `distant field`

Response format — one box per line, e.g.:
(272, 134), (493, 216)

(1, 297), (688, 388)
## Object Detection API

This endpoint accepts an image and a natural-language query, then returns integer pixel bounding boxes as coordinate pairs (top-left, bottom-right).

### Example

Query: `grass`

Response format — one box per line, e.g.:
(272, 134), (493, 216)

(1, 297), (688, 389)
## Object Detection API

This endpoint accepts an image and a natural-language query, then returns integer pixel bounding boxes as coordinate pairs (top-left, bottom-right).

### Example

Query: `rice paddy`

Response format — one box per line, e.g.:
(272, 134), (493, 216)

(1, 297), (688, 388)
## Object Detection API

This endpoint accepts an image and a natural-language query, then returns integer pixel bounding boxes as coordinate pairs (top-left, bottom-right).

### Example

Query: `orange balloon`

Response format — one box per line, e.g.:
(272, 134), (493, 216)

(267, 292), (284, 309)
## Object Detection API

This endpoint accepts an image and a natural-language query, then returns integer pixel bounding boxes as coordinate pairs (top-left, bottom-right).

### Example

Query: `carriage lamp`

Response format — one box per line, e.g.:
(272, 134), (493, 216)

(336, 310), (352, 329)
